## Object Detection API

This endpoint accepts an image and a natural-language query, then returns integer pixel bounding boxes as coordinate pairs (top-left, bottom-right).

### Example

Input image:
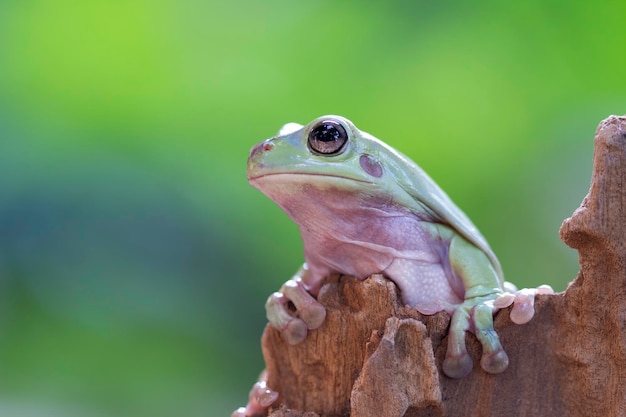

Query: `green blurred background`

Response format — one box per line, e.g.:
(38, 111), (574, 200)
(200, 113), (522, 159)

(0, 0), (624, 415)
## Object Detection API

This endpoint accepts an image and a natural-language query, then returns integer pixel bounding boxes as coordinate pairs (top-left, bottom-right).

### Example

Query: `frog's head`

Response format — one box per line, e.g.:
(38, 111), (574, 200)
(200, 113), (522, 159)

(247, 115), (410, 198)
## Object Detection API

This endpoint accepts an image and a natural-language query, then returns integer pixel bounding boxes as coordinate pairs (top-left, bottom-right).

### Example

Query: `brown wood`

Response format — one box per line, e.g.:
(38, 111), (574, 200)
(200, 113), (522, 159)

(262, 115), (626, 417)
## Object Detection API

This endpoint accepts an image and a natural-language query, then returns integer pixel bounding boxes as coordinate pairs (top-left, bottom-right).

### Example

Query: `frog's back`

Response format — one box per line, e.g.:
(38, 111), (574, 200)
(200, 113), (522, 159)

(361, 133), (504, 282)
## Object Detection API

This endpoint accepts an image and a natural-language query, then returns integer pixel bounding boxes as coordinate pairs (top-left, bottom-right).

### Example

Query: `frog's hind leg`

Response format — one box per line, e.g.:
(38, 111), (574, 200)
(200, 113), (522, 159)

(444, 234), (509, 378)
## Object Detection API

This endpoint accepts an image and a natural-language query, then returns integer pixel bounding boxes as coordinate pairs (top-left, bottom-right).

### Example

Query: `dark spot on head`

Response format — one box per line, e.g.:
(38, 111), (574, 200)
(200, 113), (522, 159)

(359, 154), (383, 178)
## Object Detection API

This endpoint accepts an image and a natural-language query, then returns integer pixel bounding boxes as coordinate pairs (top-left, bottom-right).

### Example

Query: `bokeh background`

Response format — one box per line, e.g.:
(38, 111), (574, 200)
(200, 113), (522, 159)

(0, 0), (624, 416)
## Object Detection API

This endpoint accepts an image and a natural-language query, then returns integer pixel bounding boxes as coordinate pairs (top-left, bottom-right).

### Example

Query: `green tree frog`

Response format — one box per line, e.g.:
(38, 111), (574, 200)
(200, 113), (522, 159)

(238, 116), (552, 416)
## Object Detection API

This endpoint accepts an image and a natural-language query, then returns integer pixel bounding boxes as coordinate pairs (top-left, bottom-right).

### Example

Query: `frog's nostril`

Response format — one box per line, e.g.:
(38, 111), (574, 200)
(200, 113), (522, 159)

(250, 140), (274, 158)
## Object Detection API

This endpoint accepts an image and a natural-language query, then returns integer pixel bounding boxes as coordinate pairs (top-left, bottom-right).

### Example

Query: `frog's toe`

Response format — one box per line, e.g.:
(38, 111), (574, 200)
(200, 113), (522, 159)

(510, 295), (534, 324)
(231, 407), (246, 417)
(298, 300), (326, 330)
(444, 308), (474, 378)
(472, 302), (509, 374)
(509, 285), (554, 325)
(443, 351), (473, 378)
(494, 292), (515, 308)
(280, 278), (326, 329)
(480, 347), (509, 374)
(265, 291), (307, 344)
(281, 317), (308, 345)
(233, 372), (278, 417)
(252, 380), (279, 407)
(266, 291), (293, 328)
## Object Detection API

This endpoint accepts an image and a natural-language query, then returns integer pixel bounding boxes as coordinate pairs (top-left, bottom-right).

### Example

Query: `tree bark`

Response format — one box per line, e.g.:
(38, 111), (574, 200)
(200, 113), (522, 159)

(261, 115), (626, 417)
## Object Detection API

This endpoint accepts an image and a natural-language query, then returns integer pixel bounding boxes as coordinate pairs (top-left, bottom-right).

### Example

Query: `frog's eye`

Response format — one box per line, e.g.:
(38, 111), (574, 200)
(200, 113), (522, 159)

(307, 120), (349, 155)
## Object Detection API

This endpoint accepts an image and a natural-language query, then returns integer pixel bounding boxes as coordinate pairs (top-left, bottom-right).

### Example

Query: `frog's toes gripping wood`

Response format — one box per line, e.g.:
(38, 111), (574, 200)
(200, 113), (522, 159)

(495, 285), (555, 325)
(231, 371), (278, 417)
(265, 278), (326, 345)
(444, 297), (508, 378)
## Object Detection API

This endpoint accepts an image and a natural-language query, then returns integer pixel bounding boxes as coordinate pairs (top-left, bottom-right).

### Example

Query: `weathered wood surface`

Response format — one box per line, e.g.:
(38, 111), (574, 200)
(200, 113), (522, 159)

(262, 116), (626, 417)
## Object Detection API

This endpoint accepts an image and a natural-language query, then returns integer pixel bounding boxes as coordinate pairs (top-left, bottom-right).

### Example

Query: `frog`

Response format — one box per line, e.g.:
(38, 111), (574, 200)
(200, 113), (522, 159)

(236, 115), (552, 416)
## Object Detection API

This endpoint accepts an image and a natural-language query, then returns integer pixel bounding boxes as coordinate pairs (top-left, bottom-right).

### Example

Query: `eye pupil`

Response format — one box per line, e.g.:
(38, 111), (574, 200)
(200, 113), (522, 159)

(308, 120), (348, 155)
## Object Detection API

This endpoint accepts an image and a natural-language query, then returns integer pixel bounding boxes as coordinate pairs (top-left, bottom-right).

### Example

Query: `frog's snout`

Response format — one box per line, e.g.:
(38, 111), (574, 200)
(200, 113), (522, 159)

(247, 139), (275, 179)
(248, 139), (275, 165)
(249, 139), (275, 159)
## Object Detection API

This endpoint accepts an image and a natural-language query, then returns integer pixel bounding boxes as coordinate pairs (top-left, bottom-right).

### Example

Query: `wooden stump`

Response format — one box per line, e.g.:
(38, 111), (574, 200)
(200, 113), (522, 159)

(261, 115), (626, 417)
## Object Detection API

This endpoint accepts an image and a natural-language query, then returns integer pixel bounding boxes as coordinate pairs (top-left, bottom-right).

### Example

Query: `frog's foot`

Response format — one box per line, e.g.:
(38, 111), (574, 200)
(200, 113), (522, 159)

(265, 277), (326, 345)
(494, 285), (554, 325)
(232, 371), (278, 417)
(443, 295), (508, 379)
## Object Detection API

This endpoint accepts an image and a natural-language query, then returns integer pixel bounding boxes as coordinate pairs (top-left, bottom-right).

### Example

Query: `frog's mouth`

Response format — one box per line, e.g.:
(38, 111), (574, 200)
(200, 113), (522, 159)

(248, 172), (374, 185)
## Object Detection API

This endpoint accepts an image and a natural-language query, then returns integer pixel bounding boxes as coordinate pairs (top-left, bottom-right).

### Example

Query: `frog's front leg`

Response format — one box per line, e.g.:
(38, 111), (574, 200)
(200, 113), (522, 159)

(444, 234), (508, 378)
(265, 265), (326, 345)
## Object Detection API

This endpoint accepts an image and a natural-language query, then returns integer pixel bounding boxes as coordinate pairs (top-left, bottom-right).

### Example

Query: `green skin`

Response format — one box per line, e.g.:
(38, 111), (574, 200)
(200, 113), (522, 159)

(247, 115), (541, 383)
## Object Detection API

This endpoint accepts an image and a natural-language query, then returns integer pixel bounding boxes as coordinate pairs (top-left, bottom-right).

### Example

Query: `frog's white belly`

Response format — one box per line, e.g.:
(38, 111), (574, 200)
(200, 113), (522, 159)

(299, 203), (465, 310)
